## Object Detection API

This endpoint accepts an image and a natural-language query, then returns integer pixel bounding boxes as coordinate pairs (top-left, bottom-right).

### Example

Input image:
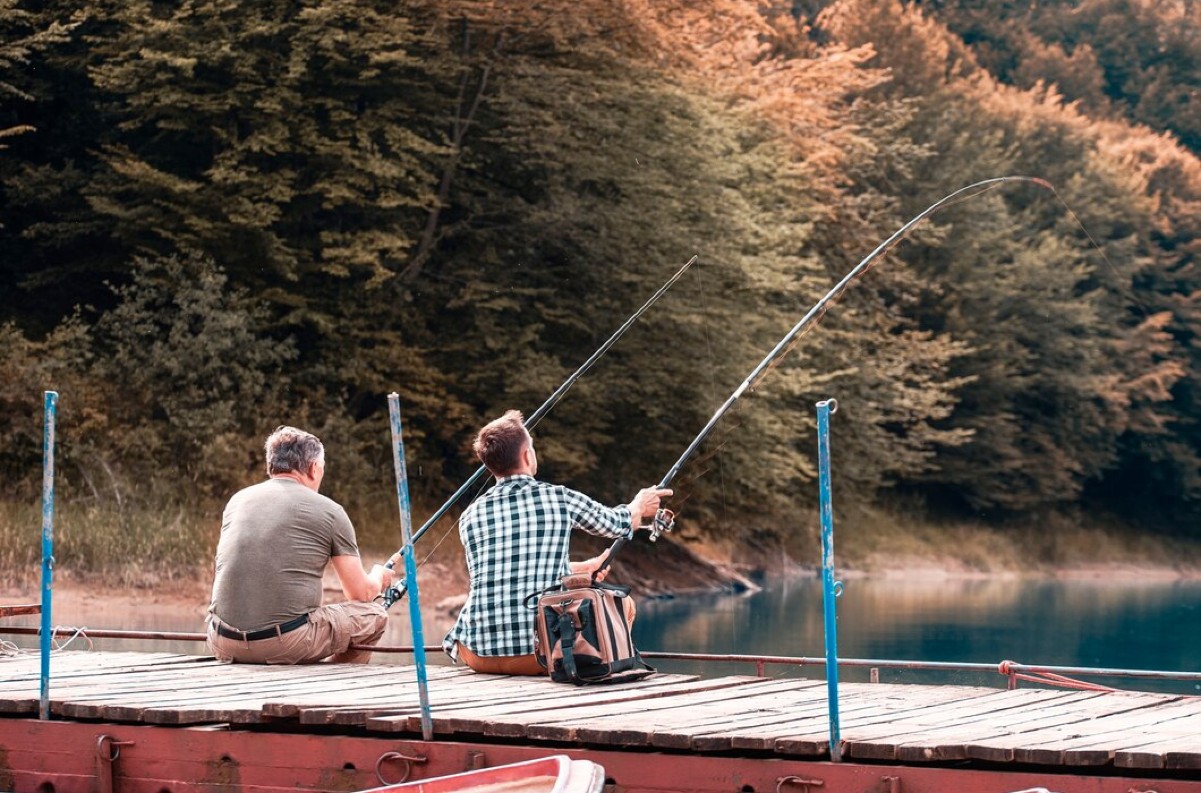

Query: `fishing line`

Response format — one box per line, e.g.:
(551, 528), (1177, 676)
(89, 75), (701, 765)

(599, 175), (1077, 570)
(688, 255), (735, 536)
(1038, 181), (1155, 321)
(658, 176), (1054, 492)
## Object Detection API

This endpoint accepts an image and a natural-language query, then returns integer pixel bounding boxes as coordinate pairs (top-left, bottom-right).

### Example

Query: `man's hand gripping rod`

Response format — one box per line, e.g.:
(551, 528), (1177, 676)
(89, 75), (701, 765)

(594, 506), (674, 577)
(381, 255), (698, 608)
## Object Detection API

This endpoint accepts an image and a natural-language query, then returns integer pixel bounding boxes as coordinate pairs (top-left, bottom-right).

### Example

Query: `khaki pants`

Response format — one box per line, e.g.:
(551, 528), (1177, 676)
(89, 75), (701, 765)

(207, 601), (387, 664)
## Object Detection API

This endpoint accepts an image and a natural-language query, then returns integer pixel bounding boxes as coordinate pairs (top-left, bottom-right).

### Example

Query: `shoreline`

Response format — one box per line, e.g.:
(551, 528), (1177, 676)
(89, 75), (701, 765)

(837, 557), (1201, 582)
(6, 558), (1199, 619)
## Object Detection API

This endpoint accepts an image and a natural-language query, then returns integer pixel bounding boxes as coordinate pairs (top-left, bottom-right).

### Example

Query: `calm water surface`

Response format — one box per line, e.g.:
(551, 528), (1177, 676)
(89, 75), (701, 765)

(637, 576), (1201, 693)
(6, 576), (1198, 694)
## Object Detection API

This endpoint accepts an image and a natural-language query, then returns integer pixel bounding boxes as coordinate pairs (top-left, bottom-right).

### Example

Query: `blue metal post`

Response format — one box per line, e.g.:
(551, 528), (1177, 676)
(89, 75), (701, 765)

(816, 398), (842, 761)
(40, 390), (58, 721)
(387, 394), (433, 740)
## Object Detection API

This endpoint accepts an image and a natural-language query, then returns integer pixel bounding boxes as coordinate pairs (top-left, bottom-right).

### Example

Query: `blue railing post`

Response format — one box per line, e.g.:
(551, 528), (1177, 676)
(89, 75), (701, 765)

(40, 390), (58, 721)
(816, 398), (843, 761)
(387, 394), (433, 740)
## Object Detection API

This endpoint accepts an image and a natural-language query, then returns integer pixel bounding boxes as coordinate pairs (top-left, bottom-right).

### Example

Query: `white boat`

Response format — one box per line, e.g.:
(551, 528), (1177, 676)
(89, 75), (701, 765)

(362, 755), (605, 793)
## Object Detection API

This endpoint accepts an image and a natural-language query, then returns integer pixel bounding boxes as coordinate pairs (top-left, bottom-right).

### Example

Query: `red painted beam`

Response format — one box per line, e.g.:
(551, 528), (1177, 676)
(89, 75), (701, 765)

(2, 719), (1200, 793)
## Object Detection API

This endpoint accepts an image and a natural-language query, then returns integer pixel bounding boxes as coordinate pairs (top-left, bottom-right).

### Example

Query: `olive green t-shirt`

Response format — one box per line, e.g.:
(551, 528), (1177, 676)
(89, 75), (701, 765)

(209, 478), (360, 630)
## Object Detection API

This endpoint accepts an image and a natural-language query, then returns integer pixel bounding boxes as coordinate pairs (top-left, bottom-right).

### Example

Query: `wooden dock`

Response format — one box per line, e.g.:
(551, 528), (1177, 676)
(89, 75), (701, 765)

(1, 650), (1200, 792)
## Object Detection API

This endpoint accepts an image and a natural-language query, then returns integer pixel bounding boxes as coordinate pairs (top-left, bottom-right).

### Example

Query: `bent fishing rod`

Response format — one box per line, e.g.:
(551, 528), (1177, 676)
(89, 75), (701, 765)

(382, 254), (699, 608)
(598, 176), (1054, 571)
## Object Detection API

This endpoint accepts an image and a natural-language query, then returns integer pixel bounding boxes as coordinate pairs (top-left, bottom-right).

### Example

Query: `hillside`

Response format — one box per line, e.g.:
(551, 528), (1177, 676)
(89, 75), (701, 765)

(1, 0), (1199, 570)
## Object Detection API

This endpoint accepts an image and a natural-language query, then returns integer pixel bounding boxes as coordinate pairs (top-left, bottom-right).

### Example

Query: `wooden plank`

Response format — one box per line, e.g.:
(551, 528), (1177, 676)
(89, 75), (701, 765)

(1115, 726), (1201, 771)
(5, 647), (1200, 775)
(961, 695), (1177, 764)
(0, 651), (206, 687)
(442, 675), (727, 737)
(651, 682), (835, 750)
(883, 691), (1116, 763)
(832, 685), (1044, 761)
(680, 683), (951, 753)
(154, 668), (511, 725)
(716, 685), (969, 757)
(306, 673), (702, 730)
(644, 680), (836, 735)
(263, 666), (481, 723)
(1007, 695), (1201, 766)
(360, 674), (741, 734)
(262, 666), (480, 716)
(64, 664), (456, 724)
(516, 678), (820, 747)
(141, 672), (452, 726)
(54, 664), (400, 720)
(1060, 708), (1201, 767)
(635, 683), (1017, 757)
(0, 653), (220, 712)
(367, 676), (756, 738)
(48, 661), (386, 713)
(364, 676), (775, 740)
(283, 671), (549, 726)
(1046, 704), (1201, 769)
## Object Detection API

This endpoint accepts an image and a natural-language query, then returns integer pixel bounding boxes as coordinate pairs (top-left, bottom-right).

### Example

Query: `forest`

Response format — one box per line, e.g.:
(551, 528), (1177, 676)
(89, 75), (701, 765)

(2, 0), (1200, 575)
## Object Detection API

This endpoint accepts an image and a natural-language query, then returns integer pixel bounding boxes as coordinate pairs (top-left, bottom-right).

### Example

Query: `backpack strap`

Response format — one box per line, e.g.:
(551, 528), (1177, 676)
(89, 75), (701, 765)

(593, 580), (631, 597)
(555, 610), (581, 684)
(632, 646), (654, 672)
(523, 582), (563, 610)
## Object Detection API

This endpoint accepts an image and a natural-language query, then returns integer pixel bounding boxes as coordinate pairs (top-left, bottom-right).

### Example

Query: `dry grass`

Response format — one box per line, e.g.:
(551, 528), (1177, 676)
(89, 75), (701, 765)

(832, 503), (1201, 576)
(0, 498), (216, 592)
(4, 492), (1200, 598)
(0, 492), (469, 595)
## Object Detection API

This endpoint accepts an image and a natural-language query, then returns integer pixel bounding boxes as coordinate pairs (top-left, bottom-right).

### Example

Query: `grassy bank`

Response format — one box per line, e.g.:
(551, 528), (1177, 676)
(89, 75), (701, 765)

(829, 504), (1201, 576)
(4, 496), (1201, 597)
(0, 494), (459, 594)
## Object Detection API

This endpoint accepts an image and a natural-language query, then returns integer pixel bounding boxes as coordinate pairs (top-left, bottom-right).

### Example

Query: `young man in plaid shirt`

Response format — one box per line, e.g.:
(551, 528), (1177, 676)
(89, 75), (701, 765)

(443, 410), (671, 675)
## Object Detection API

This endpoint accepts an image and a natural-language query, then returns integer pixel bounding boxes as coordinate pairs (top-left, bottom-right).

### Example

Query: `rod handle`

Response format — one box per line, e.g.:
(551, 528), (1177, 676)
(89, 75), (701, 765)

(595, 537), (628, 579)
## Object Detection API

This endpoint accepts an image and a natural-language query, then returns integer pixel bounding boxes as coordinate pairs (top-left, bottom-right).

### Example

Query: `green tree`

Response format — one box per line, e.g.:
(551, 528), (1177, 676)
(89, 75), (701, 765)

(91, 251), (297, 493)
(0, 0), (76, 151)
(818, 0), (1195, 519)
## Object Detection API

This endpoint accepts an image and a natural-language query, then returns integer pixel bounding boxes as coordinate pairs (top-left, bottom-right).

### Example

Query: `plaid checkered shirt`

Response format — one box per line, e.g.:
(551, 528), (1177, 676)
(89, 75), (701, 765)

(442, 474), (635, 658)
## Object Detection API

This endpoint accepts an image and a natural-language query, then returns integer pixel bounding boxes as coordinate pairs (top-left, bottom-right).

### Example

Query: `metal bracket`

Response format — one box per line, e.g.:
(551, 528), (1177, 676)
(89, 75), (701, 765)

(777, 776), (824, 793)
(375, 749), (427, 786)
(95, 735), (135, 793)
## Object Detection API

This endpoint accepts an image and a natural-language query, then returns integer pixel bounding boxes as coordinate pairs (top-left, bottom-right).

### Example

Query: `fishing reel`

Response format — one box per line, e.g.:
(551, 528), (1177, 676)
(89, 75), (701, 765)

(381, 581), (405, 607)
(647, 508), (675, 541)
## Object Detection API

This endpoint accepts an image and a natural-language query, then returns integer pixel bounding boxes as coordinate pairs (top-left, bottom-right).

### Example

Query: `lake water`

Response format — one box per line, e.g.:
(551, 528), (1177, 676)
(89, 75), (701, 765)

(636, 575), (1201, 694)
(5, 575), (1198, 695)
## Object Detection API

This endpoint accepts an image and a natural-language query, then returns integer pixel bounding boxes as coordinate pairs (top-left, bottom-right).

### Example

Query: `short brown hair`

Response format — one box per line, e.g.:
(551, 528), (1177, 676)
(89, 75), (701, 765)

(473, 410), (529, 476)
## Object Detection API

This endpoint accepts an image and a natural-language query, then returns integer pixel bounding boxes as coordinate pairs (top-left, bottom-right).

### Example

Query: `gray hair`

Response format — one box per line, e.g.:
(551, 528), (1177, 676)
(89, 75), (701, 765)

(264, 426), (325, 476)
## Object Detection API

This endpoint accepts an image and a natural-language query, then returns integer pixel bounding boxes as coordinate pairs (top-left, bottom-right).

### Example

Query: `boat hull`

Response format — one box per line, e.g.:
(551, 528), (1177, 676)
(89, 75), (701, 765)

(360, 755), (604, 793)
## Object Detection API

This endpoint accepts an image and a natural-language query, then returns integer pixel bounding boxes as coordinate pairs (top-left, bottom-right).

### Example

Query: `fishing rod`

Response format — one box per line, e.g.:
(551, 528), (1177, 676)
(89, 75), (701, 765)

(382, 254), (699, 608)
(598, 176), (1054, 571)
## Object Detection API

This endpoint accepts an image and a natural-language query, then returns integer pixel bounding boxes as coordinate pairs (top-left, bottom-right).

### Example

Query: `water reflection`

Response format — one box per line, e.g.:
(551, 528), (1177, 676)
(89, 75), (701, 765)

(635, 576), (1201, 693)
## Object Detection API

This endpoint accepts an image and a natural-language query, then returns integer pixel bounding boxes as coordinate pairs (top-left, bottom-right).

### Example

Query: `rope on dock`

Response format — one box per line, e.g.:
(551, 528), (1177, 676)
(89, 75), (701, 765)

(998, 659), (1116, 692)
